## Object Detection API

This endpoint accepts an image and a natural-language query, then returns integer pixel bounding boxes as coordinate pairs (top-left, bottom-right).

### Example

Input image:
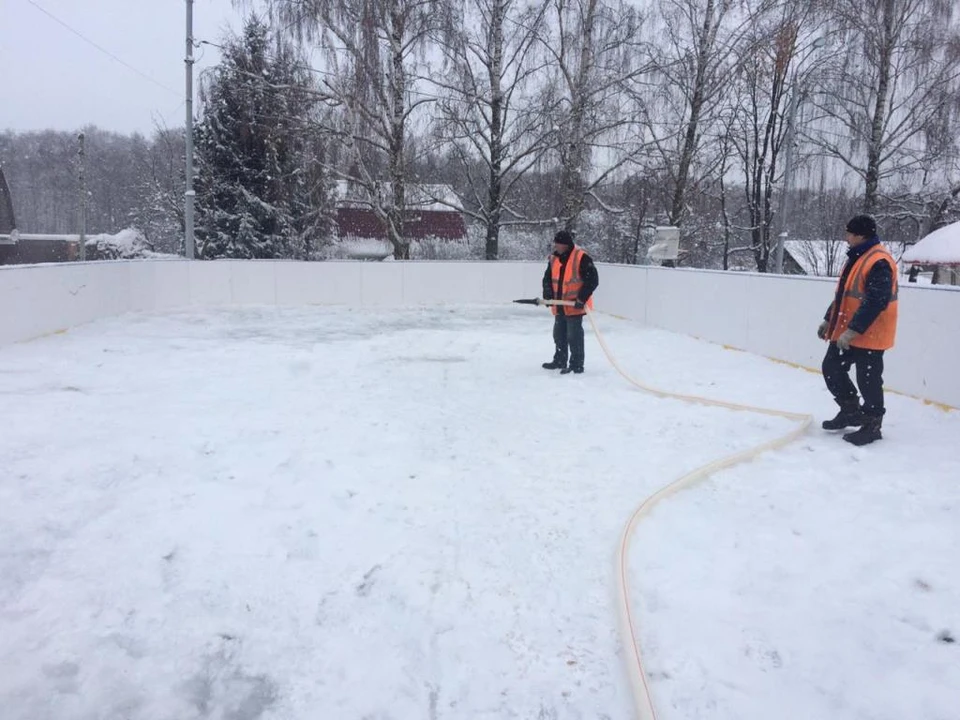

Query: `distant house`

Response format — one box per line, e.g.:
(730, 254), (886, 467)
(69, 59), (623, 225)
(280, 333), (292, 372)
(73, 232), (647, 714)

(782, 240), (848, 277)
(0, 229), (164, 265)
(0, 234), (79, 265)
(0, 167), (18, 265)
(0, 167), (82, 264)
(902, 221), (960, 286)
(333, 182), (467, 260)
(0, 168), (14, 236)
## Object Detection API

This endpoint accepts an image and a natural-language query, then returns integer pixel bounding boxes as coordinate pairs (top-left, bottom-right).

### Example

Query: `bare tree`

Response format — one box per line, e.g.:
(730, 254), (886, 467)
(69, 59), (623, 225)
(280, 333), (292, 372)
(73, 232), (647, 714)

(924, 182), (960, 233)
(810, 0), (960, 214)
(709, 108), (759, 270)
(537, 0), (649, 230)
(876, 104), (960, 241)
(258, 0), (451, 259)
(131, 127), (186, 253)
(729, 3), (828, 271)
(430, 0), (552, 259)
(641, 0), (770, 238)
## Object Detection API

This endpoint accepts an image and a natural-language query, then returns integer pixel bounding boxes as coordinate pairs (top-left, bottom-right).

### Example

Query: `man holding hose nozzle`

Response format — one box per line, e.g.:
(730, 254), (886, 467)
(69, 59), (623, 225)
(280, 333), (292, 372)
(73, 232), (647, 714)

(818, 214), (898, 446)
(541, 230), (599, 375)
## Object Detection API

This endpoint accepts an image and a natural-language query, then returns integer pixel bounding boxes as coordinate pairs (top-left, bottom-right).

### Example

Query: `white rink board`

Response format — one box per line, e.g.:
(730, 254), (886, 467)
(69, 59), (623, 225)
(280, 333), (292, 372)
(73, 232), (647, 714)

(1, 259), (957, 407)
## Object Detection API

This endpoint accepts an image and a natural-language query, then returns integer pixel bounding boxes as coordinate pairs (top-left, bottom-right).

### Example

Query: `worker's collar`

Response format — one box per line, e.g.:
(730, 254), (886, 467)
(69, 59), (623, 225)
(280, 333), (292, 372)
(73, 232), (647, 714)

(847, 236), (880, 258)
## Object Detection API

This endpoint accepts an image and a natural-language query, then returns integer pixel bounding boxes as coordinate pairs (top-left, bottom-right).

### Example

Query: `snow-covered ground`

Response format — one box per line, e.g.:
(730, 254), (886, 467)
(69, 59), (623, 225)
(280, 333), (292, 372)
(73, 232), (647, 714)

(1, 305), (957, 720)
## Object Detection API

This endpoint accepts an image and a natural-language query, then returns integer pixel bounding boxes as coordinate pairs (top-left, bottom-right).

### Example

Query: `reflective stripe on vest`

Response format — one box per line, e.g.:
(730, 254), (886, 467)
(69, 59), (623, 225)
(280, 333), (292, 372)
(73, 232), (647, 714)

(550, 246), (593, 316)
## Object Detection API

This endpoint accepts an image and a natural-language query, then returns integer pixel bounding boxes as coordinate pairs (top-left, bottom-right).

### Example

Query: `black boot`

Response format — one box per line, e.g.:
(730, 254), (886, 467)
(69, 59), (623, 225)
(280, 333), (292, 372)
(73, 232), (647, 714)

(822, 402), (865, 430)
(843, 414), (882, 446)
(542, 360), (565, 370)
(560, 366), (583, 375)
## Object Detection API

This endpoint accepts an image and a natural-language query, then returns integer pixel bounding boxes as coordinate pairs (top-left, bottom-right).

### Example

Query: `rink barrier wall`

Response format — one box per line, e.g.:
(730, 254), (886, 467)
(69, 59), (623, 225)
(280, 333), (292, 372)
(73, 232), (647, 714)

(1, 259), (957, 407)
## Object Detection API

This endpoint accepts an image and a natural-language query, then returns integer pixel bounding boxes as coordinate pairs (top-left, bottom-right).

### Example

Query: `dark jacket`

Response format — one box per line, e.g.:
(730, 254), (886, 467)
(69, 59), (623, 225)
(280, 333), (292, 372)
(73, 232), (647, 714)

(543, 247), (600, 313)
(825, 237), (894, 335)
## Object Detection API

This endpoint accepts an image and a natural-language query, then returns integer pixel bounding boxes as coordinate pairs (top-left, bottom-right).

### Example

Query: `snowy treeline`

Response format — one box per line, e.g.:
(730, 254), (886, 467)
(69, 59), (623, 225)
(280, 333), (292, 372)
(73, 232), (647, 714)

(2, 0), (959, 267)
(0, 127), (186, 255)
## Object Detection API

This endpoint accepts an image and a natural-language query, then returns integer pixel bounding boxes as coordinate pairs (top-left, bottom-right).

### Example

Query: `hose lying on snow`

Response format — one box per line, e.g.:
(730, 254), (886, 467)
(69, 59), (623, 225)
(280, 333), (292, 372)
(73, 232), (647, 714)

(514, 298), (813, 720)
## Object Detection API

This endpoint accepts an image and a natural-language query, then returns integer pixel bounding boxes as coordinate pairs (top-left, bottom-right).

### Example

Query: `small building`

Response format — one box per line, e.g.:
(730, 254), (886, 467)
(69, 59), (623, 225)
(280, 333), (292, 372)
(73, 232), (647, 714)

(782, 239), (848, 277)
(902, 221), (960, 286)
(0, 167), (82, 264)
(0, 233), (80, 265)
(0, 230), (162, 265)
(334, 182), (467, 260)
(0, 167), (19, 265)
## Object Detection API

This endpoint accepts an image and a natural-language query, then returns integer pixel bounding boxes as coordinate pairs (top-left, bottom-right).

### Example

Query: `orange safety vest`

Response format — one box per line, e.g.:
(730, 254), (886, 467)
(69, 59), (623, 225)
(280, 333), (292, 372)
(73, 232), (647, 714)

(550, 246), (593, 316)
(827, 244), (898, 350)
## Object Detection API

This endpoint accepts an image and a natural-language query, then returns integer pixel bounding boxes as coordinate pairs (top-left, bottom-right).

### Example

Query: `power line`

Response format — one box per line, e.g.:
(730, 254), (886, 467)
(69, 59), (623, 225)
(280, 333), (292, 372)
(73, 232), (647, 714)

(156, 100), (186, 130)
(23, 0), (179, 96)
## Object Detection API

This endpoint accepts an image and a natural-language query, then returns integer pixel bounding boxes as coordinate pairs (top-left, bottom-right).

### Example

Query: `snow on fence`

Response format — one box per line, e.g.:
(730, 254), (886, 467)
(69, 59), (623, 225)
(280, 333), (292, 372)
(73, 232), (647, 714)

(1, 260), (958, 407)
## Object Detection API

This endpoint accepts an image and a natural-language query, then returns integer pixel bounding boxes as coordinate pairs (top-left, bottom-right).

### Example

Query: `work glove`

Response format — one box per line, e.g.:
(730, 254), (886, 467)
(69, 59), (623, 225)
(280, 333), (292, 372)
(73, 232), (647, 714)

(836, 328), (859, 351)
(817, 320), (829, 340)
(573, 300), (585, 310)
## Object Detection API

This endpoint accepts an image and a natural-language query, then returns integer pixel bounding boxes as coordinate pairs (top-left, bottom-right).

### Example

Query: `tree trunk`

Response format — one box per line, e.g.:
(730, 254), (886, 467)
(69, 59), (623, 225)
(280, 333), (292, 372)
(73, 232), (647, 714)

(485, 0), (505, 260)
(558, 0), (598, 228)
(864, 0), (895, 213)
(669, 0), (715, 227)
(389, 4), (408, 260)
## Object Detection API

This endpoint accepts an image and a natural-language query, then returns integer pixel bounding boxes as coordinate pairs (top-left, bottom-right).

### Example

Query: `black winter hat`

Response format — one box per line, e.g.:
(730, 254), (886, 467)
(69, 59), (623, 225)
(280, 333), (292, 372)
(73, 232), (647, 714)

(846, 214), (877, 238)
(553, 230), (575, 246)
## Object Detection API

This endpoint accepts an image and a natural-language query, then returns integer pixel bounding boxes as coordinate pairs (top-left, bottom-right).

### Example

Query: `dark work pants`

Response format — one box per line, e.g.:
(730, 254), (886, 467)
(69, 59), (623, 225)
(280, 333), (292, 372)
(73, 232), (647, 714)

(552, 314), (585, 369)
(821, 343), (886, 416)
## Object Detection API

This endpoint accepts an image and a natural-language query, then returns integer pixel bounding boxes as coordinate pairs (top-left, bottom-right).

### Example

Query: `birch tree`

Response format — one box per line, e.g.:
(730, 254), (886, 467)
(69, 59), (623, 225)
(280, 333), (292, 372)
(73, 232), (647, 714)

(642, 0), (768, 234)
(537, 0), (649, 230)
(431, 0), (552, 258)
(810, 0), (960, 214)
(260, 0), (451, 259)
(730, 3), (828, 271)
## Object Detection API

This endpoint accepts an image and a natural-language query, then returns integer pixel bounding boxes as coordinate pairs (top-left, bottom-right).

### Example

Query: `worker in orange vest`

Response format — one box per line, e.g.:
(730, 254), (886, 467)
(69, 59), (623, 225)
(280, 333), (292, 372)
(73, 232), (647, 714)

(541, 230), (599, 374)
(818, 214), (898, 445)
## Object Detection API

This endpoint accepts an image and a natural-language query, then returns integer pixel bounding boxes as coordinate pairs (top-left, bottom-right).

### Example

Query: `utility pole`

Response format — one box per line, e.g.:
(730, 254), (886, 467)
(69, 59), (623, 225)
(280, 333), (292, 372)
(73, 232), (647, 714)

(78, 131), (87, 262)
(184, 0), (196, 259)
(773, 84), (798, 275)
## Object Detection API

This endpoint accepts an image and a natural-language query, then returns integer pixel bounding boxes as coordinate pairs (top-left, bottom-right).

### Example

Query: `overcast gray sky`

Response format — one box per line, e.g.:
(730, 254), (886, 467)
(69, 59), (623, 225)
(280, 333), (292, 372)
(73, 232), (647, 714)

(1, 0), (254, 134)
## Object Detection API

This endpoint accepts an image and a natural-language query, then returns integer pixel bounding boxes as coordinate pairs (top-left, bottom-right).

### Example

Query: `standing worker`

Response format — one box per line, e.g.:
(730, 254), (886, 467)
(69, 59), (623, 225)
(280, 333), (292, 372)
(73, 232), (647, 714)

(818, 214), (898, 446)
(541, 230), (599, 374)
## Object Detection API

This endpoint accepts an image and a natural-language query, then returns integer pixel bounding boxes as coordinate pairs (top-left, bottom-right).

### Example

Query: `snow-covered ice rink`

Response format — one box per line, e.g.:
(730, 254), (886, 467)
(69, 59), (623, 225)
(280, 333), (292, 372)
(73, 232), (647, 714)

(2, 305), (958, 719)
